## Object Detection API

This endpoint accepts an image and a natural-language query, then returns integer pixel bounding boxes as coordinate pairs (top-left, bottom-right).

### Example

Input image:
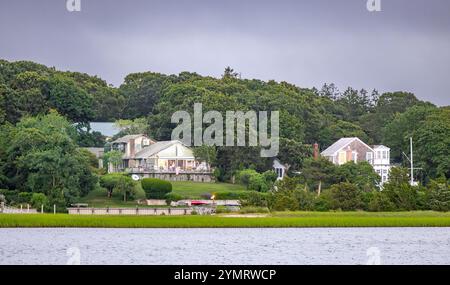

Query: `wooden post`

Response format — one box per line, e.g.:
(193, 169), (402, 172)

(41, 204), (44, 214)
(27, 204), (30, 213)
(53, 204), (56, 214)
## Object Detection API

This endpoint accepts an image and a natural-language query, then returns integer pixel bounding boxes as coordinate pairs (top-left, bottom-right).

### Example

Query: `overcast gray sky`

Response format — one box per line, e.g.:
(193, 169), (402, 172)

(1, 0), (449, 105)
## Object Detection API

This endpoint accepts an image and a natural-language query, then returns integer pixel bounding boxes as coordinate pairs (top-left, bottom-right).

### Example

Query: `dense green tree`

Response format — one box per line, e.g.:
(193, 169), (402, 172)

(0, 111), (96, 209)
(336, 161), (381, 191)
(299, 157), (339, 194)
(1, 59), (447, 186)
(193, 145), (217, 170)
(114, 175), (136, 202)
(47, 75), (94, 122)
(428, 179), (450, 212)
(329, 182), (364, 211)
(277, 138), (312, 173)
(414, 107), (450, 179)
(382, 104), (436, 161)
(319, 120), (369, 147)
(119, 72), (169, 119)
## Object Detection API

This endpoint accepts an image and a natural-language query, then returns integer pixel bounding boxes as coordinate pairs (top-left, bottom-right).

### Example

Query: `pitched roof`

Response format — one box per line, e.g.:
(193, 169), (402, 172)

(321, 137), (373, 156)
(111, 134), (146, 144)
(372, 145), (390, 150)
(135, 140), (181, 159)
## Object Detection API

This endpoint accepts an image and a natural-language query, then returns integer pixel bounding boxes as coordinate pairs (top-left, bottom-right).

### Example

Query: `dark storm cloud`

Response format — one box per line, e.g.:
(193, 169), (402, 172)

(0, 0), (449, 105)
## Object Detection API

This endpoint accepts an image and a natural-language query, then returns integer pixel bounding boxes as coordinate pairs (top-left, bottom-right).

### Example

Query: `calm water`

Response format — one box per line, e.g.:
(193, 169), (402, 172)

(0, 228), (449, 265)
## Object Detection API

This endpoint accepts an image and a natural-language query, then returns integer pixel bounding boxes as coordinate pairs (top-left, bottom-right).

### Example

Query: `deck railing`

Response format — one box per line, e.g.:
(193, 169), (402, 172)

(125, 167), (213, 174)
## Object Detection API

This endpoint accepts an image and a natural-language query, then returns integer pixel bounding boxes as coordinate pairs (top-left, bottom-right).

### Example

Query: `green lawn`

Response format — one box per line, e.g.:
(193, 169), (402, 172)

(171, 181), (246, 198)
(1, 211), (450, 228)
(78, 184), (148, 208)
(79, 182), (246, 208)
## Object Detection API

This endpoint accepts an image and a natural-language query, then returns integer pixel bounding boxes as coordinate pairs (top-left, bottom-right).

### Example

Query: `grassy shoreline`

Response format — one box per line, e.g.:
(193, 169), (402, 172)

(1, 211), (450, 228)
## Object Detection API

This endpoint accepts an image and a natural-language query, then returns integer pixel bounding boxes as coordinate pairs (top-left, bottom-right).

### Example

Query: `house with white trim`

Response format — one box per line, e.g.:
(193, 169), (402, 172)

(321, 137), (391, 184)
(108, 134), (213, 182)
(273, 159), (287, 180)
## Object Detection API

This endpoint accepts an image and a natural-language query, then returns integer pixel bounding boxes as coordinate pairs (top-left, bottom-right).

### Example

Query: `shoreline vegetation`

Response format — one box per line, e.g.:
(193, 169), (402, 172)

(1, 211), (450, 228)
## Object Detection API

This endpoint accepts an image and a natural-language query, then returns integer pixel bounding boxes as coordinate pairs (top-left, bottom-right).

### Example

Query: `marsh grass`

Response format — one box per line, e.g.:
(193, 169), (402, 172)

(1, 211), (450, 228)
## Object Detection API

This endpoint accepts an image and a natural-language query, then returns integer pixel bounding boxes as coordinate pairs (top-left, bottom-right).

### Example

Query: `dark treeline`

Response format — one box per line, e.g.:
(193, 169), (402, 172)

(0, 60), (449, 193)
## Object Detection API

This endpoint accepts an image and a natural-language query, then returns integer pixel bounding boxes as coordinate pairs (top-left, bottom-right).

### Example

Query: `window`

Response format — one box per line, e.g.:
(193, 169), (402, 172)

(352, 152), (357, 162)
(275, 168), (283, 178)
(382, 151), (387, 159)
(366, 152), (373, 163)
(338, 151), (346, 164)
(383, 169), (387, 174)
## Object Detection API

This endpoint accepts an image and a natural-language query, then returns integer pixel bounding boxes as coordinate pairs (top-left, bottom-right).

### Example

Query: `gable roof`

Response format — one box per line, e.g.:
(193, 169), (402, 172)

(112, 134), (147, 144)
(372, 145), (390, 150)
(135, 140), (186, 159)
(321, 137), (374, 156)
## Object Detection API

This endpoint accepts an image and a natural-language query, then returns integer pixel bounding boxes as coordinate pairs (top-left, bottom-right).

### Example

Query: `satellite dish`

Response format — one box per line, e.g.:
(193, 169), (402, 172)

(131, 174), (140, 181)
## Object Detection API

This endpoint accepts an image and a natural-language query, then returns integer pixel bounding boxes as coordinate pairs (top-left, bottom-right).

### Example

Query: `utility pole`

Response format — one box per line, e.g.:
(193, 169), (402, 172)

(402, 137), (421, 186)
(410, 137), (414, 186)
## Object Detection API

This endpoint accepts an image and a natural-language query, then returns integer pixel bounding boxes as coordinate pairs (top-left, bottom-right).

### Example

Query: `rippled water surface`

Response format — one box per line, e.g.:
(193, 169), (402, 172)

(0, 228), (449, 265)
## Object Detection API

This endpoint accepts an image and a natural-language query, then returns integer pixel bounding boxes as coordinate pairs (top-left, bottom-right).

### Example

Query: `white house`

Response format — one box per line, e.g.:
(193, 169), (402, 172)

(372, 145), (391, 184)
(321, 137), (391, 185)
(108, 135), (213, 182)
(273, 159), (287, 180)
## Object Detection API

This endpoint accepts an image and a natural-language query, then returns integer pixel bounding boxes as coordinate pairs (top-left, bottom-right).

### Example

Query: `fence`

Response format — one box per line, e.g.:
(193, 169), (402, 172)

(0, 206), (38, 214)
(67, 207), (215, 216)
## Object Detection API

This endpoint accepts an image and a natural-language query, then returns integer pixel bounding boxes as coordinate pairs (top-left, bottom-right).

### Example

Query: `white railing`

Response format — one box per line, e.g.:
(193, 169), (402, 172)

(67, 207), (215, 215)
(126, 167), (213, 174)
(0, 206), (38, 214)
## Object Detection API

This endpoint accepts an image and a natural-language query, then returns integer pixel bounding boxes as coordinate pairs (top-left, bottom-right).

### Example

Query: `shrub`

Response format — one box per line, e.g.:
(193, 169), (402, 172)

(114, 175), (136, 202)
(17, 192), (33, 204)
(141, 178), (172, 199)
(313, 192), (333, 211)
(239, 206), (270, 214)
(329, 182), (364, 211)
(239, 191), (269, 207)
(165, 193), (184, 204)
(367, 191), (395, 212)
(270, 193), (298, 211)
(215, 191), (241, 200)
(382, 182), (418, 211)
(293, 190), (316, 211)
(30, 193), (48, 209)
(215, 206), (232, 214)
(428, 181), (450, 212)
(237, 169), (257, 188)
(0, 189), (18, 205)
(99, 173), (127, 197)
(213, 168), (221, 181)
(237, 169), (276, 192)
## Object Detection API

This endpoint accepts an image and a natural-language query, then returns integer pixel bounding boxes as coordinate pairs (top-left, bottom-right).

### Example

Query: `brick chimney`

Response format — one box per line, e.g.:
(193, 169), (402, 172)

(346, 146), (353, 162)
(313, 143), (319, 160)
(129, 138), (135, 158)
